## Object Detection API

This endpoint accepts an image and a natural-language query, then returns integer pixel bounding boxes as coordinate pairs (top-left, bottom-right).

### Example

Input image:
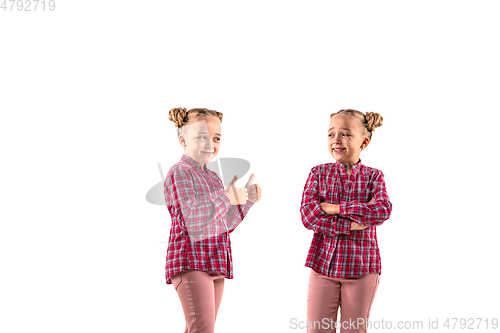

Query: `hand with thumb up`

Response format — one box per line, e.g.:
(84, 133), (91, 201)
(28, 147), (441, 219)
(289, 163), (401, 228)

(244, 173), (262, 203)
(224, 175), (248, 205)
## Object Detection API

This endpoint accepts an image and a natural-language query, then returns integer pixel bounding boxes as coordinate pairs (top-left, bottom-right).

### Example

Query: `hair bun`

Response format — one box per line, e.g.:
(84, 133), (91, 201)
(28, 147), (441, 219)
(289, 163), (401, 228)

(169, 107), (188, 127)
(215, 111), (223, 123)
(365, 112), (383, 132)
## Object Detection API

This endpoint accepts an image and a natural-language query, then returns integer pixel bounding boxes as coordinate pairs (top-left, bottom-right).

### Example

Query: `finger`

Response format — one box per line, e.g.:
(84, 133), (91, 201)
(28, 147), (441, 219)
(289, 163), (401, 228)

(247, 184), (261, 193)
(247, 188), (258, 194)
(245, 173), (255, 187)
(252, 190), (262, 201)
(231, 181), (239, 201)
(250, 184), (260, 191)
(248, 189), (261, 197)
(229, 175), (238, 186)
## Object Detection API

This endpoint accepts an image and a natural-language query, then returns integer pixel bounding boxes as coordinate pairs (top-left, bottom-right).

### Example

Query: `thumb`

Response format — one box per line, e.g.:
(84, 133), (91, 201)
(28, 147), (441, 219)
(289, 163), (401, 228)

(228, 174), (238, 186)
(245, 173), (255, 187)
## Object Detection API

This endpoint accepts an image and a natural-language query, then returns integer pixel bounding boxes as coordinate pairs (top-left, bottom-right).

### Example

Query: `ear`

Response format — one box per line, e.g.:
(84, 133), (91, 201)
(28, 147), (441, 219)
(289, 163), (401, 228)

(178, 135), (186, 148)
(360, 137), (370, 149)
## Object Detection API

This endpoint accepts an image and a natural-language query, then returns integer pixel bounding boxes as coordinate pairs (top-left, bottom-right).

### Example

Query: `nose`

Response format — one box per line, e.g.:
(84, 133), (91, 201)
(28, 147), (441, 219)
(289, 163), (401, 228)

(205, 138), (214, 150)
(331, 133), (341, 144)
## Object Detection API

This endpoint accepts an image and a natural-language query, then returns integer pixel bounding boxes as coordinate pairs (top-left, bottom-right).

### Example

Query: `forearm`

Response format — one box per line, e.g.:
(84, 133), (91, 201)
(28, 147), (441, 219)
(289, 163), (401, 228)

(336, 170), (393, 226)
(301, 202), (350, 236)
(321, 199), (391, 226)
(339, 199), (392, 226)
(320, 202), (340, 216)
(301, 169), (350, 236)
(181, 194), (231, 233)
(227, 200), (254, 232)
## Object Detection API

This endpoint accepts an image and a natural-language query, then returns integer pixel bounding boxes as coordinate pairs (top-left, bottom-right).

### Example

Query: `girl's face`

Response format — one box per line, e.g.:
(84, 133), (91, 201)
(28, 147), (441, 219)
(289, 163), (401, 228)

(179, 117), (221, 167)
(328, 114), (369, 164)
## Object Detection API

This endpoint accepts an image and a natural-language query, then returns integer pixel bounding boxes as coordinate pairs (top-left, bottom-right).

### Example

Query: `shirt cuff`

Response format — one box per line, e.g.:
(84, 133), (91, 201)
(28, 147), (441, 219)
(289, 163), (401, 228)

(334, 216), (351, 235)
(245, 200), (255, 208)
(339, 201), (348, 216)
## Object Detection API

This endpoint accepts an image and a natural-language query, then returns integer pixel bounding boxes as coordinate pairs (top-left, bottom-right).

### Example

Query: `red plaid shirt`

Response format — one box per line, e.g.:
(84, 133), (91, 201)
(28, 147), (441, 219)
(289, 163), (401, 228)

(300, 158), (392, 278)
(164, 154), (254, 284)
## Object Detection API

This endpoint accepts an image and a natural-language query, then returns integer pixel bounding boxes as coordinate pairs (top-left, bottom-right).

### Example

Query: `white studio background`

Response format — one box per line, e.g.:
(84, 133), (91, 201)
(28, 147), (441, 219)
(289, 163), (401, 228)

(1, 1), (499, 332)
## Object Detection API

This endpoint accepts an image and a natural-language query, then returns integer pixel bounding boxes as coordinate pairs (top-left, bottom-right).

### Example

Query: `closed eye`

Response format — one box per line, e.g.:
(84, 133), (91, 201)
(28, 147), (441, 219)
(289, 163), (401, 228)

(328, 133), (350, 137)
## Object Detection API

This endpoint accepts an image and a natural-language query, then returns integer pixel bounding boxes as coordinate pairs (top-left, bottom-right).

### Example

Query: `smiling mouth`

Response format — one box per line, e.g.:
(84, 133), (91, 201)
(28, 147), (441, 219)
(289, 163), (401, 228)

(332, 148), (345, 152)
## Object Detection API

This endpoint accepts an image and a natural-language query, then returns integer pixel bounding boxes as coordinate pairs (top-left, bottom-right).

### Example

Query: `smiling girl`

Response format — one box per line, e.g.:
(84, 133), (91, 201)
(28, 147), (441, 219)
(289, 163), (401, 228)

(300, 109), (393, 333)
(164, 107), (262, 333)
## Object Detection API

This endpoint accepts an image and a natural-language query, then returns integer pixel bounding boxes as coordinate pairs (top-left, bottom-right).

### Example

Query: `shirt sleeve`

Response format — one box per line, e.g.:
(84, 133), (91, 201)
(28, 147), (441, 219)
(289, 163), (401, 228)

(300, 168), (351, 237)
(226, 200), (255, 233)
(165, 166), (231, 241)
(338, 170), (393, 226)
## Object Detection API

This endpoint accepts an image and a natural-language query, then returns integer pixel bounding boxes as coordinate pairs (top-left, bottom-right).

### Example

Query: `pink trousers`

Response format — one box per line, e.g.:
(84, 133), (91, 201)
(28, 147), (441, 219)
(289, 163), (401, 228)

(307, 269), (380, 333)
(171, 269), (225, 333)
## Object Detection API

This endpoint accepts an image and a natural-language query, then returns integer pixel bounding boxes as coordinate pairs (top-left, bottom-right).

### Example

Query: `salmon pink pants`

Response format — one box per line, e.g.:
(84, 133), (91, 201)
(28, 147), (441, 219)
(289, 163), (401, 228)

(171, 269), (225, 333)
(307, 269), (380, 333)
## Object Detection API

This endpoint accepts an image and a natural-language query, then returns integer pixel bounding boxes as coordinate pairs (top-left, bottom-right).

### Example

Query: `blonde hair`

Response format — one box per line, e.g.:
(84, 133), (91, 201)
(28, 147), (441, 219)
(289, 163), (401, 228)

(168, 107), (223, 136)
(330, 109), (383, 140)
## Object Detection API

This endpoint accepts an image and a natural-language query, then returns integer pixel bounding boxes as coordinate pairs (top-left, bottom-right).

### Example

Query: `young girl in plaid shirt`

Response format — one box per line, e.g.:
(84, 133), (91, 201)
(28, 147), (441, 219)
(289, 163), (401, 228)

(300, 109), (393, 333)
(164, 108), (262, 333)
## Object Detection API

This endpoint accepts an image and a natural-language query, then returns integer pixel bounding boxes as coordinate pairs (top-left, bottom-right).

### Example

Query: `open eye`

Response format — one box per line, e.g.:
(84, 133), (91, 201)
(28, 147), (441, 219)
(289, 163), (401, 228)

(197, 136), (206, 140)
(342, 133), (350, 137)
(214, 137), (221, 142)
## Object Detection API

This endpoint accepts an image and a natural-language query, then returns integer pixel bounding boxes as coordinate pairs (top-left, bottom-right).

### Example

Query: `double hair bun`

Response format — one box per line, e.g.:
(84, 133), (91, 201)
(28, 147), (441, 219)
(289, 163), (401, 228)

(169, 107), (188, 127)
(365, 112), (383, 132)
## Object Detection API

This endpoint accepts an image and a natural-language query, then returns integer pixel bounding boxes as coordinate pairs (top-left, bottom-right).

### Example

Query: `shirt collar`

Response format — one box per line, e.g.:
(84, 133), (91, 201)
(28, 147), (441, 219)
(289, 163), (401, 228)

(335, 158), (363, 172)
(181, 154), (208, 172)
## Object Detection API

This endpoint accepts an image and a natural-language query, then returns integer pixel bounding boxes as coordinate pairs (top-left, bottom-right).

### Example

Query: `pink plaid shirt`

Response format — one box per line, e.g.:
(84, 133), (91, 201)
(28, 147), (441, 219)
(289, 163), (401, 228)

(164, 154), (254, 284)
(300, 158), (393, 278)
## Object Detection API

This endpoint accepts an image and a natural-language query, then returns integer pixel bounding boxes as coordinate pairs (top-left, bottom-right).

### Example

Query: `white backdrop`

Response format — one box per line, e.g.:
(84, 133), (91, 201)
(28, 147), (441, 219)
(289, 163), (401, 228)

(1, 1), (500, 332)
